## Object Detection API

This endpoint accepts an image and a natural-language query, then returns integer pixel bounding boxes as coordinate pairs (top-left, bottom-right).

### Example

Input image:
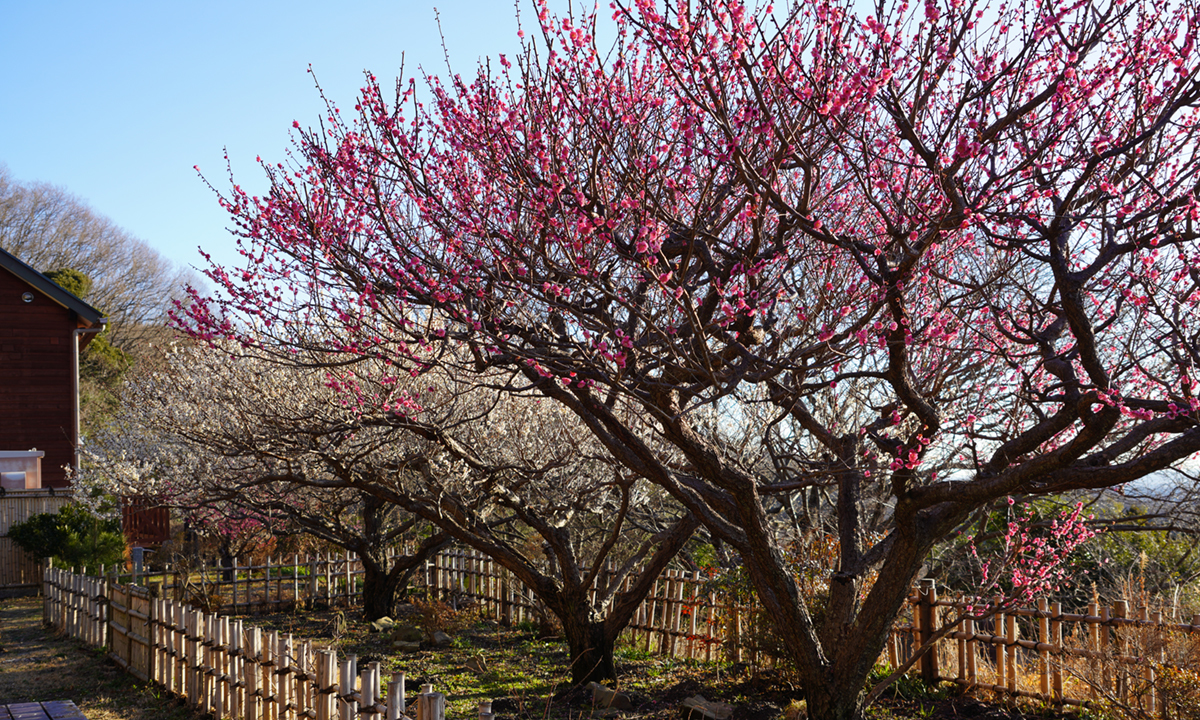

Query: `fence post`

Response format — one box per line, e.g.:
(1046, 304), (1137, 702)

(339, 655), (357, 720)
(1114, 600), (1128, 705)
(1051, 601), (1063, 703)
(231, 618), (244, 718)
(277, 632), (292, 720)
(989, 597), (1005, 688)
(1088, 600), (1101, 700)
(315, 649), (334, 720)
(247, 625), (262, 720)
(1143, 607), (1156, 717)
(917, 578), (939, 683)
(966, 616), (977, 686)
(1038, 597), (1050, 699)
(387, 671), (406, 720)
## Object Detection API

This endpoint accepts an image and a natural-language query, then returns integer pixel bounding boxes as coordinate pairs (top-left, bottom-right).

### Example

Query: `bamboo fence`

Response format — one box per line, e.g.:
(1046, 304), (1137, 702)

(44, 565), (496, 720)
(48, 549), (1200, 715)
(0, 489), (71, 594)
(884, 579), (1200, 716)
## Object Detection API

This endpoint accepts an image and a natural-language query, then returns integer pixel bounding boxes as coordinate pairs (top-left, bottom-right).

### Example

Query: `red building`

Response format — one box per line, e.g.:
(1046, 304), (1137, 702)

(0, 247), (106, 488)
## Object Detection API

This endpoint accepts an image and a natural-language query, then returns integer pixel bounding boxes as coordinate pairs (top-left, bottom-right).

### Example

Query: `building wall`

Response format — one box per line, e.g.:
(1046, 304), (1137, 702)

(0, 265), (78, 488)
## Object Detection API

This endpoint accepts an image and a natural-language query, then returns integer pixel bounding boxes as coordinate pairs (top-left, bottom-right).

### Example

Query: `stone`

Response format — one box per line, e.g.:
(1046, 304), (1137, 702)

(370, 616), (396, 632)
(589, 683), (634, 711)
(592, 708), (623, 718)
(392, 640), (422, 653)
(432, 630), (453, 647)
(390, 624), (423, 643)
(680, 695), (733, 720)
(464, 656), (488, 673)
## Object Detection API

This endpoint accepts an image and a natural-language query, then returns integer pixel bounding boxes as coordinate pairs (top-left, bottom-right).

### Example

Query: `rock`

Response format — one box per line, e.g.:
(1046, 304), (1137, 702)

(589, 683), (634, 711)
(390, 624), (423, 643)
(784, 699), (807, 720)
(592, 708), (624, 719)
(370, 617), (396, 633)
(392, 640), (422, 653)
(464, 656), (488, 673)
(432, 630), (453, 647)
(680, 695), (733, 720)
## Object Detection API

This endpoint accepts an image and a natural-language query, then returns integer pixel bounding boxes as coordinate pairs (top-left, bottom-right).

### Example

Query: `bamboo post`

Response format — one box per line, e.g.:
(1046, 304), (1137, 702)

(264, 629), (279, 720)
(300, 640), (314, 720)
(247, 626), (262, 720)
(309, 555), (319, 607)
(169, 602), (182, 696)
(489, 558), (500, 622)
(670, 571), (685, 657)
(1088, 600), (1101, 700)
(339, 655), (357, 720)
(232, 618), (244, 719)
(478, 700), (494, 720)
(418, 687), (444, 720)
(687, 570), (700, 659)
(1006, 612), (1017, 694)
(386, 671), (406, 720)
(191, 610), (204, 708)
(1114, 601), (1128, 704)
(644, 575), (657, 654)
(1051, 601), (1063, 703)
(1038, 598), (1050, 699)
(957, 613), (967, 683)
(1100, 604), (1112, 698)
(316, 649), (334, 720)
(966, 617), (977, 686)
(205, 613), (218, 715)
(323, 554), (331, 604)
(504, 572), (514, 626)
(1143, 607), (1156, 717)
(363, 661), (381, 715)
(217, 615), (230, 717)
(918, 579), (939, 683)
(277, 632), (292, 720)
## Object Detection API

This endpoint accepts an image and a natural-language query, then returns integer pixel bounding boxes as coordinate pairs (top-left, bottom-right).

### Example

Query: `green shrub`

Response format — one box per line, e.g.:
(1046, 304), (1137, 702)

(8, 504), (125, 573)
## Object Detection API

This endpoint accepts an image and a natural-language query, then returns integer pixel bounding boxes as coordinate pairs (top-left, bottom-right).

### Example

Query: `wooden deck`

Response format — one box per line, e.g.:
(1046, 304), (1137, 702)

(0, 701), (86, 719)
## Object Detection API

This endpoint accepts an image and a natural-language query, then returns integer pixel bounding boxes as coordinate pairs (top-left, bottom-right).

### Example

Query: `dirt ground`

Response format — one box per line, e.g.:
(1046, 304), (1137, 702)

(0, 596), (205, 719)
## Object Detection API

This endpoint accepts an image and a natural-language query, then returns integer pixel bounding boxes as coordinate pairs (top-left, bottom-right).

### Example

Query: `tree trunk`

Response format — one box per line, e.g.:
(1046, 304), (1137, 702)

(805, 679), (867, 720)
(218, 542), (236, 582)
(360, 560), (403, 621)
(560, 609), (617, 685)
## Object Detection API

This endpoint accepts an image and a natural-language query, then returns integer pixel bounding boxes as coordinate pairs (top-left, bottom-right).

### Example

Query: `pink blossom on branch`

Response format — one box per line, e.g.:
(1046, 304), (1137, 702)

(177, 0), (1200, 717)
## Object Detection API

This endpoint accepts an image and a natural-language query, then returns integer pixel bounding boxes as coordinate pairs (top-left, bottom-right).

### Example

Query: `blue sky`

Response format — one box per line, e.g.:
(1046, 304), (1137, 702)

(0, 1), (532, 277)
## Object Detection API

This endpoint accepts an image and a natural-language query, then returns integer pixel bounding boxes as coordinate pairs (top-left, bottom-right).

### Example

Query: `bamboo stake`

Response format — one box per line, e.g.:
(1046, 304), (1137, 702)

(386, 671), (406, 720)
(1038, 598), (1050, 699)
(1051, 602), (1063, 703)
(1114, 601), (1128, 704)
(1005, 613), (1017, 694)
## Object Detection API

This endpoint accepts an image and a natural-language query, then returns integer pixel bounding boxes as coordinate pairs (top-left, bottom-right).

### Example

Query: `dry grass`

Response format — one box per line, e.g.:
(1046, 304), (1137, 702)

(0, 596), (206, 720)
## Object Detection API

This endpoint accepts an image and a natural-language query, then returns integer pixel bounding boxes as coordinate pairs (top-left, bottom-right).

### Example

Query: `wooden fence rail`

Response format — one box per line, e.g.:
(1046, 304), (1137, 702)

(45, 566), (496, 720)
(68, 547), (1200, 716)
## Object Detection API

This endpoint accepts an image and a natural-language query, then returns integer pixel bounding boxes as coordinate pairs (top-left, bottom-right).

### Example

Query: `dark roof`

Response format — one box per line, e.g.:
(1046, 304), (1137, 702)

(0, 246), (107, 328)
